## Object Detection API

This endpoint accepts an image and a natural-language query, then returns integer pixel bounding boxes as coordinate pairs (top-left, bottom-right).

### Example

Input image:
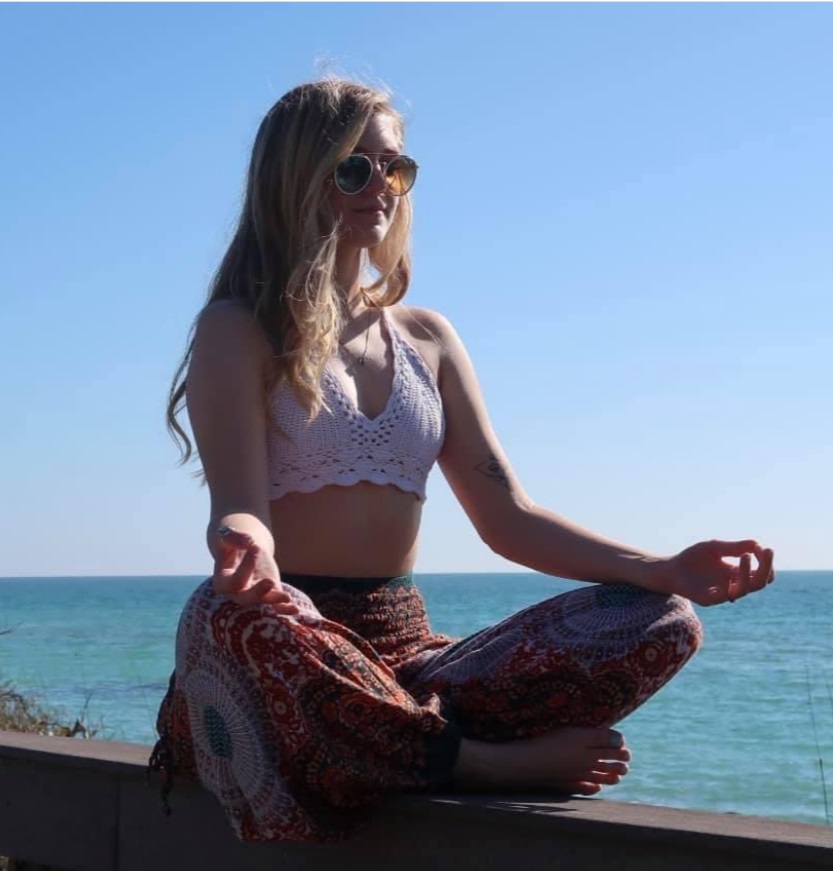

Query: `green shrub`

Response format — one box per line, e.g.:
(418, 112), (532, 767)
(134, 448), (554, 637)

(0, 680), (96, 738)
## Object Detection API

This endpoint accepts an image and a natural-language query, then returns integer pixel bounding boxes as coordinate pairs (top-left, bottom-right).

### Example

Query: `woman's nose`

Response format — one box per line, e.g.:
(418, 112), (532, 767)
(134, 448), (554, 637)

(364, 160), (388, 195)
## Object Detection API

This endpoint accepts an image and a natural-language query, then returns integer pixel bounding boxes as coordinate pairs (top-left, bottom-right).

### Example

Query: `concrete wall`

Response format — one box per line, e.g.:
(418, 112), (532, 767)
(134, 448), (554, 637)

(1, 731), (832, 871)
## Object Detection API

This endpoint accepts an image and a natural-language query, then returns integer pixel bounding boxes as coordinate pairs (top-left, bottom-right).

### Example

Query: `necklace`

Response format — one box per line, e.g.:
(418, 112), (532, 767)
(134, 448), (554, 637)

(341, 304), (373, 367)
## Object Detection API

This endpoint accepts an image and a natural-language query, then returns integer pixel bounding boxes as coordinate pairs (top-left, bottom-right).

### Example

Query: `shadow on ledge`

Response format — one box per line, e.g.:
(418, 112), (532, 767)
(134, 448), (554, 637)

(0, 731), (831, 871)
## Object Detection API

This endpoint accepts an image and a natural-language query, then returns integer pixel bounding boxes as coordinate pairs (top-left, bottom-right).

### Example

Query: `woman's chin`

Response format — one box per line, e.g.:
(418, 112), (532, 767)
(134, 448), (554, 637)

(339, 224), (390, 249)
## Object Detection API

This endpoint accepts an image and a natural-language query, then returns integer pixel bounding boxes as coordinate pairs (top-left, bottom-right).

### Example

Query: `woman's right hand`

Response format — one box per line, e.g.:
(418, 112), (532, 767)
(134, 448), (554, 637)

(212, 526), (300, 614)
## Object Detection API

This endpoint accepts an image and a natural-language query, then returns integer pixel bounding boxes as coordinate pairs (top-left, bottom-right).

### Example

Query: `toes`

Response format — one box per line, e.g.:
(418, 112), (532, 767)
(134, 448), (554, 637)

(577, 745), (631, 767)
(606, 746), (632, 763)
(575, 760), (629, 788)
(587, 770), (623, 786)
(595, 760), (629, 776)
(589, 728), (626, 750)
(571, 781), (603, 796)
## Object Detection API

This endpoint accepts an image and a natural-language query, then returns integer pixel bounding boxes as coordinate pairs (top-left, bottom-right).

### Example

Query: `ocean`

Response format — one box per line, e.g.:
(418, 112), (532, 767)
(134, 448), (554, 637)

(0, 571), (831, 827)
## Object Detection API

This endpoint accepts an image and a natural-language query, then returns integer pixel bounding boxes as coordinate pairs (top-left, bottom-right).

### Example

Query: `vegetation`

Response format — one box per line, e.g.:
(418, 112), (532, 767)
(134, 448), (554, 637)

(0, 628), (99, 738)
(1, 630), (99, 870)
(0, 680), (96, 739)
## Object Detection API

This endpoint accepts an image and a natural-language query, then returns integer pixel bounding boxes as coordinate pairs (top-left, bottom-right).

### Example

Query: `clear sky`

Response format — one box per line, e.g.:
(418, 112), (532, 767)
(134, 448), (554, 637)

(1, 3), (830, 576)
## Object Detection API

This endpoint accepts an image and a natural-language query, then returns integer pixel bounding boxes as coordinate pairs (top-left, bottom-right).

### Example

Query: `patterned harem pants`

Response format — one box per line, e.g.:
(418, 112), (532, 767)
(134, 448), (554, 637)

(150, 574), (703, 843)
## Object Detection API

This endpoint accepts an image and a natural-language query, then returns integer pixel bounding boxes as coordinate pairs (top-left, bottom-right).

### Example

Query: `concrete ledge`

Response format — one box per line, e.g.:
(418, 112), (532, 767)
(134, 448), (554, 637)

(1, 730), (831, 870)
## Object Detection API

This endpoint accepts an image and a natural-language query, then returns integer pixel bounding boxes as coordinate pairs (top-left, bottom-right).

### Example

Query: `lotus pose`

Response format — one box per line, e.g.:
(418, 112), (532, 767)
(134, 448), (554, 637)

(150, 78), (775, 843)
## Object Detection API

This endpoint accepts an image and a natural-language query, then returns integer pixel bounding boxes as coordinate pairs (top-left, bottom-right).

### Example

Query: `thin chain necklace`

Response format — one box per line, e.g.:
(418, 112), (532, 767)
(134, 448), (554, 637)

(340, 299), (373, 367)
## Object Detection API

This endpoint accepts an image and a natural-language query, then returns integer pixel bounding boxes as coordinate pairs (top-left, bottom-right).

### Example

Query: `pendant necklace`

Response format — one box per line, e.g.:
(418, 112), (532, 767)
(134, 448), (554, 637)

(342, 303), (373, 367)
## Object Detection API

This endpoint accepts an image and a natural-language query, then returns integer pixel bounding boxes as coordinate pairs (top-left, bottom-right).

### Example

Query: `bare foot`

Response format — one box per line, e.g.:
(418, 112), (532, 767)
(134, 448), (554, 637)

(453, 727), (631, 796)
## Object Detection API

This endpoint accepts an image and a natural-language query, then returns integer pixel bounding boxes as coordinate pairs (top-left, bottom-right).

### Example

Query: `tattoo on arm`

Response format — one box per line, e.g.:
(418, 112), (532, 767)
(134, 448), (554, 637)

(475, 453), (511, 489)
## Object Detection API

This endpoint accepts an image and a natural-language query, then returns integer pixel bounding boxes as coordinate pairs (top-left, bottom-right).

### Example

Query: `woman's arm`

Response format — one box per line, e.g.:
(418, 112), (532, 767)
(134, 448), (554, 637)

(426, 309), (773, 606)
(185, 300), (298, 611)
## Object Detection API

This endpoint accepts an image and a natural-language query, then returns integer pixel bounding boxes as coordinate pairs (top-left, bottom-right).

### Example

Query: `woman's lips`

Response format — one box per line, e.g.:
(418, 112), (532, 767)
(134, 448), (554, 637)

(352, 208), (387, 223)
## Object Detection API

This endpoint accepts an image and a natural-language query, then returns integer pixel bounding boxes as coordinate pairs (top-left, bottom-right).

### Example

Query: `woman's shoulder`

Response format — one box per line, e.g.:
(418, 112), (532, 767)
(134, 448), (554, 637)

(197, 298), (260, 329)
(387, 303), (456, 347)
(191, 299), (272, 367)
(195, 299), (269, 344)
(387, 304), (464, 385)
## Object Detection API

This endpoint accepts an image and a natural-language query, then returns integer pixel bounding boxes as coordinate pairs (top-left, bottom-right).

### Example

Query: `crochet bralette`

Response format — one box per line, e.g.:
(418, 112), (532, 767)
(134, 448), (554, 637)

(266, 308), (445, 502)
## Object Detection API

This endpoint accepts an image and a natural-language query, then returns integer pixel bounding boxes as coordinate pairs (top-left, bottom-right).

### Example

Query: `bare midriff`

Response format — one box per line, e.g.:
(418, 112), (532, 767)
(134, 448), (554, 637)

(269, 482), (422, 578)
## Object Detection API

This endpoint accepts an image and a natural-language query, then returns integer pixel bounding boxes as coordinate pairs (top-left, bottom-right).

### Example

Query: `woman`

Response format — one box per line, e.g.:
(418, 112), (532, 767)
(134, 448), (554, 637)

(151, 78), (775, 843)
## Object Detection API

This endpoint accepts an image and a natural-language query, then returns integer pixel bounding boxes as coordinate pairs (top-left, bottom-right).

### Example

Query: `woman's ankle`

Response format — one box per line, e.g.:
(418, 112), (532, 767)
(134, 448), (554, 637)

(452, 737), (501, 788)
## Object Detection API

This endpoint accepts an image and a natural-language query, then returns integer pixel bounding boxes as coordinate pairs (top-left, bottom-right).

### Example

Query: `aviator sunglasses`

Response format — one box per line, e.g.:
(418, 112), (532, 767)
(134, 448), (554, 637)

(332, 153), (419, 196)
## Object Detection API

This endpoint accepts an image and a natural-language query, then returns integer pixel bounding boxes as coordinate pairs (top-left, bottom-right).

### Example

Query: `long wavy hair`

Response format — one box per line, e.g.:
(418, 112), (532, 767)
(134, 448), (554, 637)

(166, 78), (413, 462)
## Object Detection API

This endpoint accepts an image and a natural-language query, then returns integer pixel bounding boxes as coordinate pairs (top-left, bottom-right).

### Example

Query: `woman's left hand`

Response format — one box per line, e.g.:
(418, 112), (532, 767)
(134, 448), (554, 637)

(660, 539), (775, 607)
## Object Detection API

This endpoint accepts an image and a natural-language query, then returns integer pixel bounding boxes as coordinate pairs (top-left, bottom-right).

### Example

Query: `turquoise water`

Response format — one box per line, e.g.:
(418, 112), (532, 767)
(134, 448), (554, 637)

(1, 571), (831, 826)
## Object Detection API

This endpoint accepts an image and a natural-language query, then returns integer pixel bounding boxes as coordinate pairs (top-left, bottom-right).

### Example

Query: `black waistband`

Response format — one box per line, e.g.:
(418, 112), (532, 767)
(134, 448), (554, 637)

(281, 572), (414, 596)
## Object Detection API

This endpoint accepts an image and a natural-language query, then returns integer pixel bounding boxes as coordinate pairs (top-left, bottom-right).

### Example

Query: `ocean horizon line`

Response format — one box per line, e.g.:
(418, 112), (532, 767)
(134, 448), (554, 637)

(1, 568), (829, 581)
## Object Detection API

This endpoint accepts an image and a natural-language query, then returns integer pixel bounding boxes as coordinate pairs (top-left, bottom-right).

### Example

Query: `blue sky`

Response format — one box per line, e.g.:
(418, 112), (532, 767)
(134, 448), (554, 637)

(1, 3), (830, 576)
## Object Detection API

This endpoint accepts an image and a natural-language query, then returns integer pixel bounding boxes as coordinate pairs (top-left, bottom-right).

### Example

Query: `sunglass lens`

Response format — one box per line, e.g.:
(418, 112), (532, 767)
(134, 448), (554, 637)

(334, 155), (372, 195)
(385, 156), (417, 195)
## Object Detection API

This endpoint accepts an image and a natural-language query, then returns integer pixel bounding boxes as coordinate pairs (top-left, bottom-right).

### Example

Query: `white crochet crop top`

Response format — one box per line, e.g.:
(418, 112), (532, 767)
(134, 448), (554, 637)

(266, 309), (445, 502)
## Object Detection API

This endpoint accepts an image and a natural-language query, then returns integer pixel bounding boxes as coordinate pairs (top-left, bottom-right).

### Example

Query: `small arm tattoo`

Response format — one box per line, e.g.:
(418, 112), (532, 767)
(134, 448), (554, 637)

(475, 453), (511, 489)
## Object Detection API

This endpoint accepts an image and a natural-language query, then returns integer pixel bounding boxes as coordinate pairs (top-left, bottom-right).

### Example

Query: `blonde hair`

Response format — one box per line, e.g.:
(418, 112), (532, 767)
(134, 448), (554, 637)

(167, 78), (413, 461)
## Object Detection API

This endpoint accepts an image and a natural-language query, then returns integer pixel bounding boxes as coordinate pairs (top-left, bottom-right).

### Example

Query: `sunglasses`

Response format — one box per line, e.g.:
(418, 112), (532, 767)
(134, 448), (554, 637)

(332, 153), (418, 196)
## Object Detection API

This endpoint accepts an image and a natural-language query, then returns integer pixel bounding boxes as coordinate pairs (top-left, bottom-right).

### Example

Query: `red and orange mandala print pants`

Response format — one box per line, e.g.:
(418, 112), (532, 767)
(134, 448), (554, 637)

(150, 575), (703, 842)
